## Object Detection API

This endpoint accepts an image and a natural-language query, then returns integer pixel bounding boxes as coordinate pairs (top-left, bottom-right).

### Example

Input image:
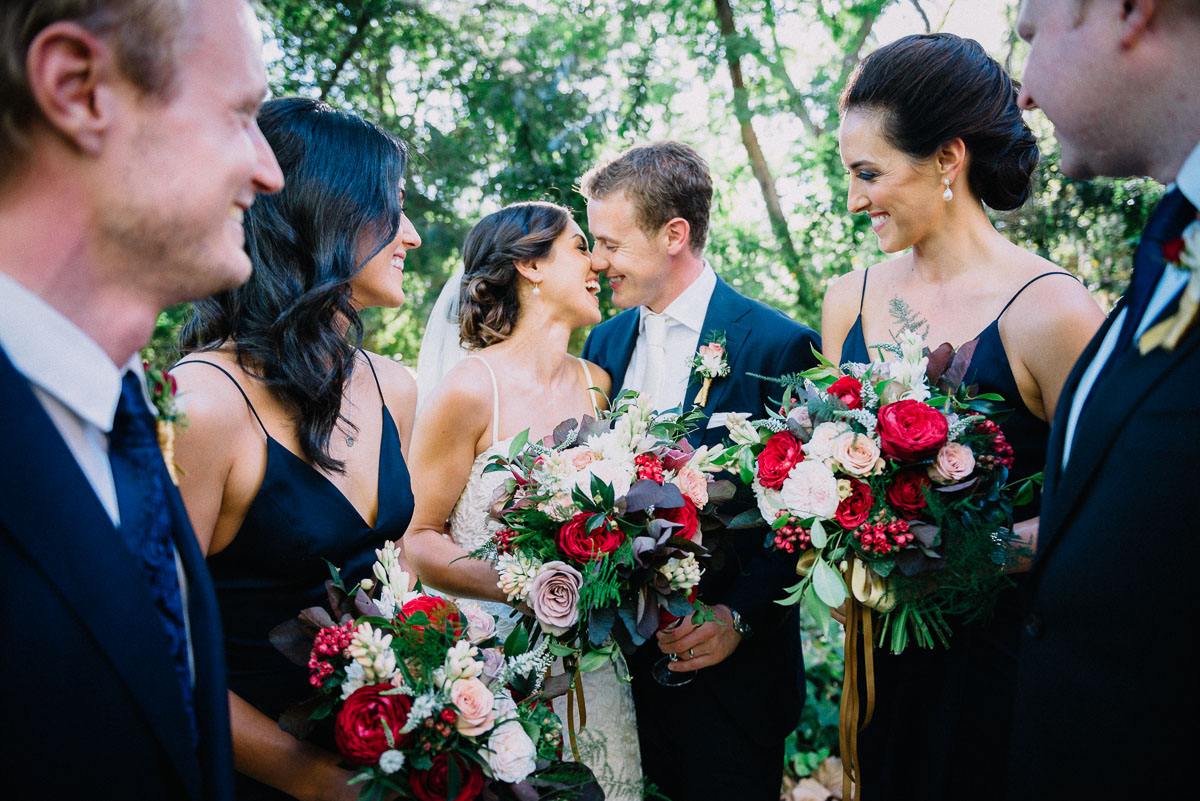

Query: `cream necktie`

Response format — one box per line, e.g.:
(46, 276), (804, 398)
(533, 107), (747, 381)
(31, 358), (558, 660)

(642, 312), (668, 410)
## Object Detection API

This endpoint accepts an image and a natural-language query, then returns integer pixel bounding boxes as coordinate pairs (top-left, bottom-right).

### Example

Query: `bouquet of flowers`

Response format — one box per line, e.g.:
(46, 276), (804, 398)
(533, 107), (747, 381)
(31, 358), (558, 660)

(271, 542), (602, 801)
(472, 391), (733, 678)
(715, 331), (1035, 655)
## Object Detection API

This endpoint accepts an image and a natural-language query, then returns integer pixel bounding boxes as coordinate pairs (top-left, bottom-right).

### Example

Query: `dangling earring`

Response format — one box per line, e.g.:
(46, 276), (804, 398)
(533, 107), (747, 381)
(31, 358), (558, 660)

(532, 283), (541, 296)
(942, 177), (954, 202)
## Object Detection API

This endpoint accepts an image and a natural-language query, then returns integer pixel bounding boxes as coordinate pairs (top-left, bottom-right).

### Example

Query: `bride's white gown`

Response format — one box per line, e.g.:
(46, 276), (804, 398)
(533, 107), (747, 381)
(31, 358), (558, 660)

(441, 355), (644, 801)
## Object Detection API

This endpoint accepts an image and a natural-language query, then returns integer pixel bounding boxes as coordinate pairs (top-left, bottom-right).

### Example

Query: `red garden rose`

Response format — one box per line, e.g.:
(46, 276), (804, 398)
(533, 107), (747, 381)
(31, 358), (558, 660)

(876, 399), (949, 460)
(656, 497), (700, 540)
(333, 684), (415, 765)
(886, 468), (931, 519)
(827, 375), (864, 410)
(410, 751), (484, 801)
(398, 596), (464, 641)
(835, 479), (875, 529)
(757, 431), (804, 490)
(557, 511), (625, 562)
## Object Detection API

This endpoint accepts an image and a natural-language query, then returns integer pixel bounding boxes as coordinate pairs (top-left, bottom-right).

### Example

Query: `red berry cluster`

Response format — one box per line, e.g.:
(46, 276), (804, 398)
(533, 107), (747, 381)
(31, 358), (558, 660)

(853, 512), (914, 556)
(771, 515), (812, 553)
(972, 420), (1015, 470)
(635, 453), (664, 483)
(420, 708), (458, 743)
(494, 527), (517, 555)
(307, 621), (354, 687)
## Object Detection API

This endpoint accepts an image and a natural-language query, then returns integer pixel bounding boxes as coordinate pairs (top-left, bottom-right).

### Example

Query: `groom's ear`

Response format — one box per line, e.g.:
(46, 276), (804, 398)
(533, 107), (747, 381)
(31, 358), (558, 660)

(663, 217), (692, 256)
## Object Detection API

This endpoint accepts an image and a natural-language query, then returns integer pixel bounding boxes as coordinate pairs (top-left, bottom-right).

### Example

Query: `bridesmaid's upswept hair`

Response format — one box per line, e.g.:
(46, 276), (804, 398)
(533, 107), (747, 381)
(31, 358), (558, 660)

(840, 33), (1038, 211)
(180, 96), (408, 473)
(458, 201), (572, 350)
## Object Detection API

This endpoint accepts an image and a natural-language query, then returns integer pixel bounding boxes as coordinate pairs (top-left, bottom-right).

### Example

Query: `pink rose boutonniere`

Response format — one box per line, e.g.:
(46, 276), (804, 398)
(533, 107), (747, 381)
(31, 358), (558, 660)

(143, 360), (187, 485)
(690, 331), (730, 407)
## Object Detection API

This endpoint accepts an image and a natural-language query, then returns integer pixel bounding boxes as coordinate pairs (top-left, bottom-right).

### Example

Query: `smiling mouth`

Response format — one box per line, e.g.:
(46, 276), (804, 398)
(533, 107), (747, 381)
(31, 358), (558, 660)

(391, 254), (405, 271)
(585, 277), (601, 295)
(870, 214), (890, 232)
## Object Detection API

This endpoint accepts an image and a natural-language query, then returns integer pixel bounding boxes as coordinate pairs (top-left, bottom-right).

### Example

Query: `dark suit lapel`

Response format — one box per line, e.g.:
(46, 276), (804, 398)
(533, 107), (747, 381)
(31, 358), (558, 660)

(685, 279), (752, 447)
(604, 311), (640, 396)
(0, 350), (203, 798)
(1037, 322), (1200, 567)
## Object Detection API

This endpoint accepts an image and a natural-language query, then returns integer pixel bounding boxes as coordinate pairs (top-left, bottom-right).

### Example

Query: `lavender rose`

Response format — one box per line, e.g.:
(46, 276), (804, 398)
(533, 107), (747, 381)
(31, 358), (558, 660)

(528, 561), (582, 636)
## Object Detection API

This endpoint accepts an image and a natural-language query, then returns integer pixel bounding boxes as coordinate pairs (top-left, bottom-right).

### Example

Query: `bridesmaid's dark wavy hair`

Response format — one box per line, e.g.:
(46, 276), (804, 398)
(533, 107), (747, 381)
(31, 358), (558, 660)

(840, 33), (1038, 211)
(180, 96), (408, 473)
(458, 201), (571, 349)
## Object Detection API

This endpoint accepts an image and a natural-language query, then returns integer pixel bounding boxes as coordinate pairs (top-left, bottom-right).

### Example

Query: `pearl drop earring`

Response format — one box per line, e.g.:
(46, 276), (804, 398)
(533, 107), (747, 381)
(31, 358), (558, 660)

(532, 284), (541, 296)
(942, 178), (953, 202)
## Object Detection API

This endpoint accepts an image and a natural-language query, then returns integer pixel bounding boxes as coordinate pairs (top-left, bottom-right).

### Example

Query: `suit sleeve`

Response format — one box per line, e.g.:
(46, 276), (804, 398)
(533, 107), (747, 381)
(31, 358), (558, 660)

(710, 323), (822, 634)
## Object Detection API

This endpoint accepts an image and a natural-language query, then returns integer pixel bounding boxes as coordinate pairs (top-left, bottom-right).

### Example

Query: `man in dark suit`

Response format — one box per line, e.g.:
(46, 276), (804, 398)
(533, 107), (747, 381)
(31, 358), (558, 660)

(580, 141), (820, 801)
(0, 1), (282, 797)
(1009, 0), (1200, 796)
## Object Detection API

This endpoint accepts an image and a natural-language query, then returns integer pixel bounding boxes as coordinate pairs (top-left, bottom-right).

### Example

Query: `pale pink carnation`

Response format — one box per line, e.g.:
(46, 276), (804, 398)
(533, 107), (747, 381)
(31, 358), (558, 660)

(673, 467), (710, 507)
(560, 446), (596, 471)
(929, 442), (976, 484)
(450, 677), (497, 736)
(779, 460), (840, 519)
(802, 422), (848, 462)
(528, 561), (582, 636)
(831, 431), (884, 477)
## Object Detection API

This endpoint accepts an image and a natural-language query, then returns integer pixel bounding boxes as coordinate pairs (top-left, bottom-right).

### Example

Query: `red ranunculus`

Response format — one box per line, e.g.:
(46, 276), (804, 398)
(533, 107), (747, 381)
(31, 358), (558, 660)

(886, 468), (930, 519)
(1163, 237), (1185, 264)
(827, 375), (864, 409)
(876, 399), (949, 460)
(398, 595), (464, 641)
(756, 431), (804, 490)
(657, 497), (699, 540)
(410, 751), (484, 801)
(835, 479), (875, 529)
(333, 684), (414, 765)
(557, 511), (625, 562)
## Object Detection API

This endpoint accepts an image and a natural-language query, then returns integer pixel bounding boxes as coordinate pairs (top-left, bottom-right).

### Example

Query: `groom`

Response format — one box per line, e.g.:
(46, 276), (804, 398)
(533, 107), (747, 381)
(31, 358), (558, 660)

(0, 0), (282, 797)
(581, 141), (820, 800)
(1010, 0), (1200, 797)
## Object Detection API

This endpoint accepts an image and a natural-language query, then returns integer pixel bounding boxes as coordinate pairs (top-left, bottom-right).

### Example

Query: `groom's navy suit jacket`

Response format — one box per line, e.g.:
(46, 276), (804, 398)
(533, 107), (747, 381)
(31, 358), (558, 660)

(0, 346), (234, 800)
(1008, 236), (1200, 796)
(582, 277), (820, 745)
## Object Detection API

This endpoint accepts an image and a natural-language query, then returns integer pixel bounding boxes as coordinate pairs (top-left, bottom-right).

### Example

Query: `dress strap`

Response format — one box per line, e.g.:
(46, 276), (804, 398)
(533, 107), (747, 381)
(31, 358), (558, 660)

(576, 357), (600, 416)
(171, 359), (269, 437)
(858, 267), (870, 313)
(358, 350), (385, 404)
(469, 355), (501, 446)
(995, 271), (1078, 321)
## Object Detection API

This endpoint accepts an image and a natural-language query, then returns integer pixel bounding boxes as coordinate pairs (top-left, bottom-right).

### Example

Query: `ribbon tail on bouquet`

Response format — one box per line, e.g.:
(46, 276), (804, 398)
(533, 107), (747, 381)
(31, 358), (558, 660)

(839, 563), (876, 801)
(562, 659), (589, 762)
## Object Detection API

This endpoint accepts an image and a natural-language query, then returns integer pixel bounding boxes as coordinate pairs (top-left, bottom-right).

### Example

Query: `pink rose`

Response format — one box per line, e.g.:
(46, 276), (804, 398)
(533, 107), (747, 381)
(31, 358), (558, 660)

(481, 647), (505, 679)
(561, 447), (596, 471)
(455, 600), (497, 644)
(673, 467), (710, 507)
(929, 442), (976, 484)
(831, 431), (883, 477)
(528, 561), (582, 635)
(450, 677), (497, 736)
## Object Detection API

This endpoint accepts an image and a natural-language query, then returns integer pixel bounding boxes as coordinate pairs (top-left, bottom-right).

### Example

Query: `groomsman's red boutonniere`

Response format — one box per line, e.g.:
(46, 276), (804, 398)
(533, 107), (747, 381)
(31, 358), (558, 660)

(690, 332), (730, 407)
(144, 362), (187, 485)
(1139, 218), (1200, 354)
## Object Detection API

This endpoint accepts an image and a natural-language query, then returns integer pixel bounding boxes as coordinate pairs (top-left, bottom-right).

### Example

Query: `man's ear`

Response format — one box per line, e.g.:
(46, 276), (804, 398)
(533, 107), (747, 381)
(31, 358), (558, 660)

(25, 22), (117, 156)
(663, 217), (691, 256)
(1118, 0), (1159, 49)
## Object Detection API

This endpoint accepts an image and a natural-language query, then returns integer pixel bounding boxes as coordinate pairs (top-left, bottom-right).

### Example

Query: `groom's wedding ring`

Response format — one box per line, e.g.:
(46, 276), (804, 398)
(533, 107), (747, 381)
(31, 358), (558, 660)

(688, 648), (695, 659)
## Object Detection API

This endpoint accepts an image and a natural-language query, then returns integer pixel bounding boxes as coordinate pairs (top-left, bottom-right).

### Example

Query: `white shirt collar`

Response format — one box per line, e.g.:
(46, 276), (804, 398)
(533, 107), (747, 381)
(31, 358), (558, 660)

(639, 261), (717, 333)
(0, 271), (142, 433)
(1172, 141), (1200, 209)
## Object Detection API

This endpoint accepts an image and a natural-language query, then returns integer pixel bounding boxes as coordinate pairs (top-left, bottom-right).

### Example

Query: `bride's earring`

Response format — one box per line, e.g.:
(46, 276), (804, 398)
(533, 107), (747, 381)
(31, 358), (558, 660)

(532, 281), (541, 296)
(942, 177), (953, 202)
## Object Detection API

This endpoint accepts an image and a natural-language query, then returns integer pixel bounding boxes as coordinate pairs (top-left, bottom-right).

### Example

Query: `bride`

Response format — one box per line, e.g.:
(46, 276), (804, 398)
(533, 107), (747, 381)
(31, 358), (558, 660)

(403, 201), (644, 800)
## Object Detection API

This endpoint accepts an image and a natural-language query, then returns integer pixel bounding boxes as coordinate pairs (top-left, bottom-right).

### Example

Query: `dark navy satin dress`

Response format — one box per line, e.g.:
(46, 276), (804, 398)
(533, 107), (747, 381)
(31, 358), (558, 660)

(840, 269), (1069, 801)
(181, 357), (414, 801)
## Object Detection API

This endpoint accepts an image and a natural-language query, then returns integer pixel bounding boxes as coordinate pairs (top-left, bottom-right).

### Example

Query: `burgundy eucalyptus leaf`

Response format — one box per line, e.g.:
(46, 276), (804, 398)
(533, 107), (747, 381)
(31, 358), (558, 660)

(943, 338), (979, 388)
(925, 342), (955, 384)
(934, 477), (979, 493)
(551, 418), (580, 447)
(268, 618), (318, 667)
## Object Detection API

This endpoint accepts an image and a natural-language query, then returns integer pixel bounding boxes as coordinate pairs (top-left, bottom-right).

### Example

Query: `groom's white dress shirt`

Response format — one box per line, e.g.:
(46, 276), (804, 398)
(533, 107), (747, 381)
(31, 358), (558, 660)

(1061, 141), (1200, 466)
(624, 263), (717, 410)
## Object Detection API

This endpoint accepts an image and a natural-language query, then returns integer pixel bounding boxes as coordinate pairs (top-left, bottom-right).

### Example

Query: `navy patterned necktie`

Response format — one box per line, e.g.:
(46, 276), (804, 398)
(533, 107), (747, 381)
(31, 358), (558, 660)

(110, 370), (197, 747)
(1108, 188), (1196, 362)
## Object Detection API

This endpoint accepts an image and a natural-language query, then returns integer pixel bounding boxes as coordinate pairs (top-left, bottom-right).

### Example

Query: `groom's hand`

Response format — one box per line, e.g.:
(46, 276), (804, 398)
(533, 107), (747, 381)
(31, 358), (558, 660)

(655, 604), (741, 672)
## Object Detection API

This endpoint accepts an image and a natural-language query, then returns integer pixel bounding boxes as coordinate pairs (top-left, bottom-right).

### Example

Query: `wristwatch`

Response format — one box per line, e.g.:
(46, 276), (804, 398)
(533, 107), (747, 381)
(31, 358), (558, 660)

(728, 607), (753, 639)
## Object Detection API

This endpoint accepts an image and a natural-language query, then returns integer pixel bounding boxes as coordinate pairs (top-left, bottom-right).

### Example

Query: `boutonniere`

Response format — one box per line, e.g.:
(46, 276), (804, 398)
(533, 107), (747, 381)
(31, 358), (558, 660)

(1138, 219), (1200, 355)
(689, 332), (730, 407)
(144, 362), (187, 485)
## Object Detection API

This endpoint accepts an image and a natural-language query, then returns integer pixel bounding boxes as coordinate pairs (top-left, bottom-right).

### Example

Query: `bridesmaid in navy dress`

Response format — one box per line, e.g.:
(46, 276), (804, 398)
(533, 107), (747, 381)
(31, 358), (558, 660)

(821, 34), (1104, 801)
(172, 97), (421, 801)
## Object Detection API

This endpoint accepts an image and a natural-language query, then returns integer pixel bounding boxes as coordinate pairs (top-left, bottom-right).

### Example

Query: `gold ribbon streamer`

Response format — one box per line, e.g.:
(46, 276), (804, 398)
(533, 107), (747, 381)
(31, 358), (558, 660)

(839, 561), (877, 801)
(563, 660), (588, 762)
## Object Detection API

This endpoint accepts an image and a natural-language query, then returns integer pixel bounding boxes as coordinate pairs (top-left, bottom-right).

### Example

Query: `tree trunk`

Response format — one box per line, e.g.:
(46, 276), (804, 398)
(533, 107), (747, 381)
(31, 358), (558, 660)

(712, 0), (816, 310)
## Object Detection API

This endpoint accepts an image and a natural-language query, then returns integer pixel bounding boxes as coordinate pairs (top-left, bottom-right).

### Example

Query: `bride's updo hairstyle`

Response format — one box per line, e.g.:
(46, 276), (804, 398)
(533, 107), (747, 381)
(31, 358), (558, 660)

(180, 96), (408, 473)
(458, 201), (572, 349)
(840, 33), (1038, 211)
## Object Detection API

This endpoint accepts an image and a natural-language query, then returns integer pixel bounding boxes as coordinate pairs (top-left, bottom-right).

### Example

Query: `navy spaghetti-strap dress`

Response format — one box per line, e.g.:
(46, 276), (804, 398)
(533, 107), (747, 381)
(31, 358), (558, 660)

(178, 357), (414, 801)
(841, 269), (1069, 801)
